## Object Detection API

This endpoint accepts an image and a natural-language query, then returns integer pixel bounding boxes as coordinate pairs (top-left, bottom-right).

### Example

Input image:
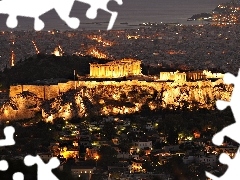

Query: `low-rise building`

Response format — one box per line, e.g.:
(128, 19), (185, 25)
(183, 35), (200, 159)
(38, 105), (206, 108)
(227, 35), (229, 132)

(132, 141), (152, 152)
(130, 160), (146, 173)
(71, 166), (95, 180)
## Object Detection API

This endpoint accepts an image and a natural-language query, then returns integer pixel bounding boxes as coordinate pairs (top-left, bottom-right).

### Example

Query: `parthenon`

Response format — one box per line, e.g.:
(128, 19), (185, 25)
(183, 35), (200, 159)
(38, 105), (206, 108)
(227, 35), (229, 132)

(89, 59), (142, 78)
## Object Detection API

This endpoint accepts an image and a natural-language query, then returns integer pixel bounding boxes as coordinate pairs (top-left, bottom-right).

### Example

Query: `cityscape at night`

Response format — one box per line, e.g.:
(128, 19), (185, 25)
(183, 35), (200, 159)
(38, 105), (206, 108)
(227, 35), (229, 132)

(0, 0), (240, 180)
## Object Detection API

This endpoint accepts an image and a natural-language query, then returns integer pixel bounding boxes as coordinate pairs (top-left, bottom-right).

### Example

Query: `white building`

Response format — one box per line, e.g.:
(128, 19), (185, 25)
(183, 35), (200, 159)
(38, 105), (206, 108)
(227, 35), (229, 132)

(132, 141), (152, 152)
(71, 166), (95, 180)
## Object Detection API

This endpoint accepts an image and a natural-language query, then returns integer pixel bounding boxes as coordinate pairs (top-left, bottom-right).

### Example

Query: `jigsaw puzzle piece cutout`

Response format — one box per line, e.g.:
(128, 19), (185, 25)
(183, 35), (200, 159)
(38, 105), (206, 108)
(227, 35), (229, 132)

(207, 70), (240, 180)
(0, 160), (8, 171)
(222, 70), (240, 120)
(223, 72), (236, 85)
(76, 0), (123, 30)
(0, 127), (15, 174)
(0, 0), (79, 30)
(0, 0), (53, 30)
(216, 100), (229, 111)
(107, 0), (123, 11)
(212, 122), (240, 146)
(24, 155), (60, 180)
(213, 70), (240, 147)
(51, 0), (80, 29)
(12, 172), (24, 180)
(206, 150), (240, 180)
(0, 126), (15, 147)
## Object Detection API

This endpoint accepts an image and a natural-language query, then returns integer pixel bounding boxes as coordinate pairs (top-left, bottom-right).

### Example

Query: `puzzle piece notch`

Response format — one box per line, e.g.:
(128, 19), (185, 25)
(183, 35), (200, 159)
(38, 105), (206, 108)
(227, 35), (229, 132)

(206, 150), (240, 180)
(213, 71), (240, 146)
(0, 126), (15, 147)
(13, 172), (24, 180)
(223, 72), (236, 85)
(0, 0), (123, 31)
(0, 160), (8, 171)
(77, 0), (123, 30)
(218, 71), (240, 113)
(211, 120), (240, 146)
(216, 100), (229, 111)
(24, 155), (60, 180)
(207, 69), (240, 179)
(0, 126), (16, 175)
(0, 0), (80, 31)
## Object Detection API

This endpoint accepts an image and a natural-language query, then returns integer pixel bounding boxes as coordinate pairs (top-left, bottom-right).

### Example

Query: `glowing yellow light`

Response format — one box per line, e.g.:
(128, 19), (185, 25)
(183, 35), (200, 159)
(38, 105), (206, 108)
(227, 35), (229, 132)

(11, 50), (15, 67)
(32, 41), (40, 54)
(88, 48), (107, 59)
(52, 46), (63, 56)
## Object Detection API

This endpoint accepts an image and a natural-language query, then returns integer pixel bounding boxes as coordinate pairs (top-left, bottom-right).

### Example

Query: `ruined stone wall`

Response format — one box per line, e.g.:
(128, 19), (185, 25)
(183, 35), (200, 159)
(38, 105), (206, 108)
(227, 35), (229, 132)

(3, 79), (231, 122)
(22, 85), (45, 99)
(9, 79), (225, 100)
(10, 85), (23, 98)
(44, 85), (59, 100)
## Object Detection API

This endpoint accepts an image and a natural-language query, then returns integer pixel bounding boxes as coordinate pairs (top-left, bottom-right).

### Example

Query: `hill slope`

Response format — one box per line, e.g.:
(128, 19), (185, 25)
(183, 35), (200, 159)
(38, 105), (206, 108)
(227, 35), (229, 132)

(0, 54), (111, 89)
(0, 54), (163, 90)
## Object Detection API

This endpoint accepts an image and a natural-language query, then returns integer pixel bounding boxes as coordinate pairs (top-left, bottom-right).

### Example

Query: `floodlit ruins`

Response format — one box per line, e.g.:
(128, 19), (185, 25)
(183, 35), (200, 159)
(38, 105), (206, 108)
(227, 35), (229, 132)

(159, 70), (224, 82)
(0, 58), (229, 122)
(89, 59), (142, 78)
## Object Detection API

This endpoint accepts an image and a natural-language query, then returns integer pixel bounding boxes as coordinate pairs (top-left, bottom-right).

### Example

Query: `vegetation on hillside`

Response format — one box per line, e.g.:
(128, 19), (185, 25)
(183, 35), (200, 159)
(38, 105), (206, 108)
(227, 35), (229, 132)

(0, 54), (108, 89)
(0, 54), (162, 90)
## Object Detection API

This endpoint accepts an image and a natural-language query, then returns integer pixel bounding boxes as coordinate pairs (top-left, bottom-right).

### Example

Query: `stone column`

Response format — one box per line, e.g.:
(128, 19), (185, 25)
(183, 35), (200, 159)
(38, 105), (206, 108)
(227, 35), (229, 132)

(95, 66), (98, 77)
(106, 66), (109, 77)
(90, 64), (92, 76)
(114, 65), (117, 77)
(97, 66), (100, 78)
(101, 66), (105, 77)
(137, 62), (140, 74)
(117, 65), (120, 77)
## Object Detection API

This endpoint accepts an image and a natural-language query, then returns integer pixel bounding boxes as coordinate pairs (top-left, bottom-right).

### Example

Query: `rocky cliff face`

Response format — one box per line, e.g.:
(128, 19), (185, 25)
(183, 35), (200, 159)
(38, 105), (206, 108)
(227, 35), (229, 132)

(0, 80), (232, 122)
(41, 90), (87, 122)
(0, 92), (43, 120)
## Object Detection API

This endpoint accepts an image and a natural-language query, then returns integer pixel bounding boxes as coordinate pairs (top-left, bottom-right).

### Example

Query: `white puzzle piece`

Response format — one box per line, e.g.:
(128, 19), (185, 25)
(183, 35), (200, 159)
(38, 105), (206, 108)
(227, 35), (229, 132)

(0, 0), (123, 31)
(0, 126), (15, 146)
(0, 126), (15, 174)
(0, 160), (8, 171)
(24, 155), (60, 180)
(12, 172), (24, 180)
(77, 0), (123, 30)
(206, 69), (240, 179)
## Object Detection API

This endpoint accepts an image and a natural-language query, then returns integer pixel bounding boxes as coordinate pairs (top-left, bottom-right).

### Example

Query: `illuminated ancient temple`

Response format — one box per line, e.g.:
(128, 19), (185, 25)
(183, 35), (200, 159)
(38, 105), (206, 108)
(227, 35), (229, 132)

(160, 71), (187, 81)
(90, 59), (142, 78)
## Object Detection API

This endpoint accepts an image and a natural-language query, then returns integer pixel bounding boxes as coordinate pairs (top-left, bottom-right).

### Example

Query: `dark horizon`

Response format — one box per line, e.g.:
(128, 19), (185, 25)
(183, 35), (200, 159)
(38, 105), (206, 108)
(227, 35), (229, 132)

(0, 0), (229, 31)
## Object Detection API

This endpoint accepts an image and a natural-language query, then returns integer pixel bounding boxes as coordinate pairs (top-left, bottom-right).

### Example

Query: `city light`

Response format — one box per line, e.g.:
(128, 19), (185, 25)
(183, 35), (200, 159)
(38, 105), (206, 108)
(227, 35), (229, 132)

(32, 41), (40, 54)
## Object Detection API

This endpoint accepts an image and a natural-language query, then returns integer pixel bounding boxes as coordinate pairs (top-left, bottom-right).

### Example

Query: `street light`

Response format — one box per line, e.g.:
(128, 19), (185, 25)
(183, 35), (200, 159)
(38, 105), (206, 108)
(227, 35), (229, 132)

(95, 155), (99, 169)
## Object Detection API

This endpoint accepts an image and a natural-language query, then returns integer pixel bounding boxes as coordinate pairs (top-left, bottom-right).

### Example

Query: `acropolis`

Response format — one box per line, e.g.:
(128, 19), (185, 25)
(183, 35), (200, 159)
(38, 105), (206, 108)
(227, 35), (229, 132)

(89, 59), (142, 78)
(0, 57), (229, 122)
(160, 70), (224, 82)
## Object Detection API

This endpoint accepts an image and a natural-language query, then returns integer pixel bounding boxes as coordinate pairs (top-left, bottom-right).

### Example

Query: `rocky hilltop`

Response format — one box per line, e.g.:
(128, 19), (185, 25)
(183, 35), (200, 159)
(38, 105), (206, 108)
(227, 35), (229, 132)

(0, 79), (232, 122)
